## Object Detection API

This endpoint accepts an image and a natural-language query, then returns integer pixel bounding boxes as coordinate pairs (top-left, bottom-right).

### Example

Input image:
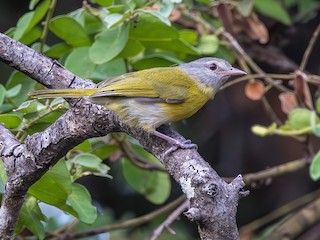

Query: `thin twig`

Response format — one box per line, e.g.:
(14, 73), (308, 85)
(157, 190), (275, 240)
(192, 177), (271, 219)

(240, 189), (320, 235)
(243, 158), (307, 186)
(299, 24), (320, 71)
(40, 0), (57, 53)
(114, 134), (167, 172)
(66, 195), (186, 239)
(149, 200), (190, 240)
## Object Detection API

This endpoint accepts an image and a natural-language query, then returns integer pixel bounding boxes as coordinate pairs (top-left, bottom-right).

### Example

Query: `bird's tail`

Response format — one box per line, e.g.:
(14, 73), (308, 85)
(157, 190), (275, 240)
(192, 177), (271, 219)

(28, 88), (97, 99)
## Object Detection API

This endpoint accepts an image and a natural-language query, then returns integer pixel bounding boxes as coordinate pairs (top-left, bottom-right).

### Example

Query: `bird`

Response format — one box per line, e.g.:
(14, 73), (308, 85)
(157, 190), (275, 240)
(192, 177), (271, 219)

(29, 57), (246, 154)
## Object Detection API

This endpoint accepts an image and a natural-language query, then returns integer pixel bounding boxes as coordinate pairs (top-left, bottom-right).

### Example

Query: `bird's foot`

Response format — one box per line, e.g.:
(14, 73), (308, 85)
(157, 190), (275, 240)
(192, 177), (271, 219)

(164, 139), (198, 156)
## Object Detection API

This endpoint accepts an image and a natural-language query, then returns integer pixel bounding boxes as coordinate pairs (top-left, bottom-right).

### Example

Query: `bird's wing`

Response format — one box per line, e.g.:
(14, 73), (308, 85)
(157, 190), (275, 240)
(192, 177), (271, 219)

(91, 68), (195, 103)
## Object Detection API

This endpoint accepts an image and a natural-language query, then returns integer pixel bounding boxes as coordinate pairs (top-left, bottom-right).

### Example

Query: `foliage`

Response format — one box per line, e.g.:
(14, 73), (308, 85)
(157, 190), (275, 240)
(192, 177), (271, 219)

(0, 0), (320, 239)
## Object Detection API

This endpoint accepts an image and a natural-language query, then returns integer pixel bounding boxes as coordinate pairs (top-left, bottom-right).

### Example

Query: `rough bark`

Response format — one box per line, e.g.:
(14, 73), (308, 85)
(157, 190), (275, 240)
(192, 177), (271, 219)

(0, 32), (246, 239)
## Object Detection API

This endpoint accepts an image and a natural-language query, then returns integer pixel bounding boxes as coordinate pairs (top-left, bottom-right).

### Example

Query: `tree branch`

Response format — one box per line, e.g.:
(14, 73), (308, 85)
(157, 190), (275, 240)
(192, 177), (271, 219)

(0, 32), (246, 239)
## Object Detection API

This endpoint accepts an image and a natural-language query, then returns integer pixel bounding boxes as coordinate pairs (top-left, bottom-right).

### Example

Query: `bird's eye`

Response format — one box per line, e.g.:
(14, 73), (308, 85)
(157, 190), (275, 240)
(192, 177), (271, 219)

(209, 63), (217, 71)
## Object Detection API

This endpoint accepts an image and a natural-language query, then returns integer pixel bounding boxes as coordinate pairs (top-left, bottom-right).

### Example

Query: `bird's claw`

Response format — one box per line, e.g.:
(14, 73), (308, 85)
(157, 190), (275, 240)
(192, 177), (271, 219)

(164, 140), (198, 156)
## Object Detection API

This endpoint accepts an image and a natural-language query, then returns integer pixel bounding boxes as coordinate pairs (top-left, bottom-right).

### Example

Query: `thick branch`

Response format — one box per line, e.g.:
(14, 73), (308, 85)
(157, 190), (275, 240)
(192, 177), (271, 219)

(0, 32), (245, 239)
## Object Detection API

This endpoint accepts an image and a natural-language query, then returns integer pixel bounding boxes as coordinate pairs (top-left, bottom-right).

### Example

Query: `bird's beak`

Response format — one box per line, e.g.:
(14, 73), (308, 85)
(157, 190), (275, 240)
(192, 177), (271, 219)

(219, 67), (247, 76)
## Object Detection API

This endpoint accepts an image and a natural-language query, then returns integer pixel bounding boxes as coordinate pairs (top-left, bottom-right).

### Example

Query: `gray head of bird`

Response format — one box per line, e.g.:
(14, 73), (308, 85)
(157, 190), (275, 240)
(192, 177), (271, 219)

(178, 57), (246, 90)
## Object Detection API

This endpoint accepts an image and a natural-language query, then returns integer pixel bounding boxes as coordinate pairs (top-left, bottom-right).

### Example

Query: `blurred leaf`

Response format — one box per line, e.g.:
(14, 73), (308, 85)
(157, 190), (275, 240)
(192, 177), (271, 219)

(310, 111), (320, 137)
(29, 160), (72, 207)
(72, 153), (102, 168)
(89, 24), (129, 64)
(237, 0), (254, 16)
(122, 157), (170, 204)
(49, 16), (91, 47)
(0, 114), (22, 129)
(49, 97), (66, 107)
(67, 183), (97, 224)
(317, 97), (320, 114)
(29, 0), (41, 9)
(65, 47), (96, 78)
(103, 13), (124, 28)
(90, 59), (127, 81)
(0, 104), (14, 114)
(254, 0), (291, 25)
(251, 123), (277, 137)
(0, 84), (5, 105)
(214, 45), (235, 63)
(179, 29), (197, 44)
(17, 196), (46, 240)
(72, 140), (92, 152)
(279, 92), (298, 114)
(310, 150), (320, 181)
(45, 43), (72, 58)
(141, 39), (198, 55)
(19, 27), (42, 45)
(13, 0), (50, 40)
(130, 13), (178, 40)
(197, 35), (219, 55)
(93, 0), (114, 6)
(287, 108), (312, 130)
(116, 38), (144, 58)
(139, 9), (171, 26)
(245, 79), (265, 101)
(132, 54), (182, 70)
(91, 145), (118, 159)
(6, 84), (22, 98)
(6, 71), (36, 106)
(15, 100), (39, 114)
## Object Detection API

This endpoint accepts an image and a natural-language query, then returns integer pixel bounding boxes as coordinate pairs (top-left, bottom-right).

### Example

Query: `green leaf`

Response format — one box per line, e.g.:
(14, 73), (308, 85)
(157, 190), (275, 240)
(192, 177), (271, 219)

(13, 0), (50, 40)
(6, 71), (37, 106)
(0, 114), (22, 129)
(179, 29), (197, 44)
(67, 183), (97, 224)
(197, 35), (219, 55)
(237, 0), (254, 17)
(141, 39), (199, 55)
(93, 0), (114, 7)
(316, 97), (320, 114)
(130, 13), (178, 40)
(13, 12), (35, 40)
(310, 111), (320, 137)
(122, 157), (170, 204)
(116, 38), (144, 58)
(254, 0), (291, 25)
(310, 150), (320, 181)
(65, 47), (96, 78)
(132, 53), (182, 70)
(19, 27), (42, 45)
(89, 24), (129, 64)
(15, 100), (39, 114)
(72, 153), (102, 168)
(90, 59), (127, 81)
(72, 140), (92, 151)
(6, 84), (22, 98)
(0, 84), (6, 105)
(45, 43), (72, 58)
(29, 0), (41, 9)
(29, 160), (72, 207)
(287, 108), (312, 130)
(91, 145), (118, 159)
(17, 196), (46, 240)
(139, 9), (171, 26)
(49, 16), (91, 47)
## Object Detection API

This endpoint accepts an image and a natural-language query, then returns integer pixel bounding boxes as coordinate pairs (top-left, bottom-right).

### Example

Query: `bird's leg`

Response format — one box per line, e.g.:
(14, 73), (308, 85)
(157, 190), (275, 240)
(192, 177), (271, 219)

(153, 130), (197, 155)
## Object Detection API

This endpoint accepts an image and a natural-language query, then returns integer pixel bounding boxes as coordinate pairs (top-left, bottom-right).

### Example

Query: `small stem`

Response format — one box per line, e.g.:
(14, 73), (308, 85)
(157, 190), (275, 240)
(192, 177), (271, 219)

(15, 103), (64, 141)
(66, 195), (186, 239)
(299, 24), (320, 71)
(40, 0), (57, 53)
(240, 189), (320, 235)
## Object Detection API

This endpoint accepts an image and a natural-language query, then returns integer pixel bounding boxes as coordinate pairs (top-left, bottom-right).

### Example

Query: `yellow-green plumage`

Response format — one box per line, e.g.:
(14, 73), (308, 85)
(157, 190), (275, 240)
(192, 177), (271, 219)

(29, 58), (245, 153)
